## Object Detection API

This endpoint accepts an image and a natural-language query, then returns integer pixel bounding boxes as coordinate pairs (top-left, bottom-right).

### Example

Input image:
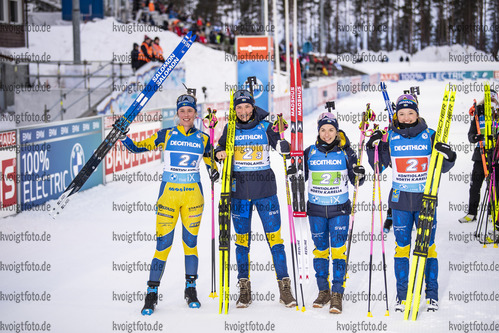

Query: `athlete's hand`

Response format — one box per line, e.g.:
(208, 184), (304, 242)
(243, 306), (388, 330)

(435, 142), (457, 162)
(276, 140), (290, 155)
(472, 134), (485, 142)
(210, 169), (220, 182)
(118, 129), (129, 141)
(216, 151), (227, 161)
(353, 164), (365, 178)
(366, 130), (383, 149)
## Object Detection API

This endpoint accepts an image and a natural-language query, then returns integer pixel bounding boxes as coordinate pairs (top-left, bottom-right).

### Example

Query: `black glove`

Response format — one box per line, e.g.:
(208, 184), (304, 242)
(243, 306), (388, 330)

(366, 130), (384, 149)
(287, 163), (297, 175)
(210, 169), (220, 182)
(435, 142), (456, 162)
(383, 208), (393, 234)
(473, 134), (485, 142)
(353, 164), (365, 177)
(475, 104), (485, 116)
(276, 140), (290, 155)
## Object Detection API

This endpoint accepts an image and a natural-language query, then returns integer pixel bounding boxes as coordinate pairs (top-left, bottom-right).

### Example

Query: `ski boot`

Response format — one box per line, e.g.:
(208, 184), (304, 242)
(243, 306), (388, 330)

(394, 298), (406, 312)
(313, 289), (330, 308)
(329, 292), (343, 314)
(458, 214), (476, 223)
(427, 298), (439, 312)
(185, 275), (201, 308)
(141, 281), (159, 315)
(236, 278), (252, 308)
(278, 277), (297, 308)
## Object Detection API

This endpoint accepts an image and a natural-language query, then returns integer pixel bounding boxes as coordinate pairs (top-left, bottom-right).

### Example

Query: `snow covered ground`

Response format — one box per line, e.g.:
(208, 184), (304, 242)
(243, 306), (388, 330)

(1, 16), (499, 333)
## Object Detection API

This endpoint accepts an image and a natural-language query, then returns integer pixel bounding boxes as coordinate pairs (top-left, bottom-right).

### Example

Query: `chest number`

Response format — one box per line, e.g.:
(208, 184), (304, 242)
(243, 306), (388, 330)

(178, 154), (197, 167)
(406, 158), (427, 172)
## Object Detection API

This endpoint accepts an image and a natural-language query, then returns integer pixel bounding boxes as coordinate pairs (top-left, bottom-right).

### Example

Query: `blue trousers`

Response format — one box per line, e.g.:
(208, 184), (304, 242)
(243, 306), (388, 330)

(308, 214), (349, 293)
(231, 195), (289, 280)
(392, 209), (438, 301)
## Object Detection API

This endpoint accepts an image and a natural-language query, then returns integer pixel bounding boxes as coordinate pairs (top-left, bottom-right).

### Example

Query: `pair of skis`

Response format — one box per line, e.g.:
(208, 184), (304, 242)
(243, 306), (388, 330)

(474, 83), (499, 246)
(404, 86), (455, 320)
(218, 91), (236, 314)
(217, 78), (257, 314)
(49, 32), (197, 217)
(287, 59), (309, 311)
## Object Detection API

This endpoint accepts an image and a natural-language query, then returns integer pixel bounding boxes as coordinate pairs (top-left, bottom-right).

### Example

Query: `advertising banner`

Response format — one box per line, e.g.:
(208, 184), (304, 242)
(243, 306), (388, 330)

(236, 36), (274, 113)
(104, 110), (162, 182)
(0, 130), (17, 217)
(19, 117), (103, 210)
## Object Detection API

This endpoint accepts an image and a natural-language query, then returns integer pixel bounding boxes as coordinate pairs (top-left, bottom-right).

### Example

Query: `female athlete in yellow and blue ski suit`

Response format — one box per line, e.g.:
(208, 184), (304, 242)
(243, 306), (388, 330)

(122, 93), (218, 313)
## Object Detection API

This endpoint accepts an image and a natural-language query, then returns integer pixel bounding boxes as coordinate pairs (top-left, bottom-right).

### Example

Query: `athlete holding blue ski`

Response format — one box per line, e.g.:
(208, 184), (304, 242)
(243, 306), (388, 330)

(120, 90), (219, 315)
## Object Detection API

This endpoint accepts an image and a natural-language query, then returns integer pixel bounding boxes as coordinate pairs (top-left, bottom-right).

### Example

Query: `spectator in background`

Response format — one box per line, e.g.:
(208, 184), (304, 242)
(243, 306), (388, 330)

(152, 37), (164, 62)
(205, 21), (212, 39)
(197, 31), (207, 44)
(146, 0), (156, 25)
(131, 43), (140, 71)
(173, 20), (182, 36)
(209, 29), (217, 44)
(137, 35), (153, 69)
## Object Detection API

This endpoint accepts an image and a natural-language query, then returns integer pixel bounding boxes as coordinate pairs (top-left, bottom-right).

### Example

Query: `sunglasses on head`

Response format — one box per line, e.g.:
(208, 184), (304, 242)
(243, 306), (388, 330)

(317, 112), (337, 122)
(177, 94), (197, 105)
(396, 94), (417, 105)
(234, 90), (253, 100)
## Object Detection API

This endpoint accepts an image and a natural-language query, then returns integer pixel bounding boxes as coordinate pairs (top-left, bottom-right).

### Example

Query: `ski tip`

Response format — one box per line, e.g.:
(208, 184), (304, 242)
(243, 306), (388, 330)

(385, 310), (390, 316)
(48, 207), (60, 220)
(141, 309), (153, 316)
(367, 312), (373, 317)
(301, 306), (306, 312)
(209, 292), (218, 299)
(494, 244), (498, 249)
(295, 306), (299, 311)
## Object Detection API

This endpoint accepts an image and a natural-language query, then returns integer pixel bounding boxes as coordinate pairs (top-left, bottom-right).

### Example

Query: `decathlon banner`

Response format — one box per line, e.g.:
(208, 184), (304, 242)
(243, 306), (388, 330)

(19, 117), (103, 210)
(236, 36), (274, 113)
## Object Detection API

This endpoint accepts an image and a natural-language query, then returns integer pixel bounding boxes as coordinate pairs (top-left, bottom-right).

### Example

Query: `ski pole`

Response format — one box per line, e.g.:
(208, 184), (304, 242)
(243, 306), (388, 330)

(368, 142), (376, 317)
(272, 114), (305, 311)
(344, 104), (375, 283)
(204, 108), (219, 298)
(364, 123), (380, 317)
(376, 129), (390, 316)
(476, 177), (491, 244)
